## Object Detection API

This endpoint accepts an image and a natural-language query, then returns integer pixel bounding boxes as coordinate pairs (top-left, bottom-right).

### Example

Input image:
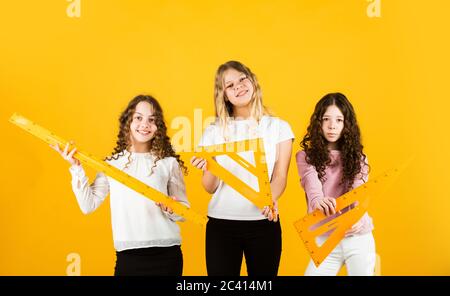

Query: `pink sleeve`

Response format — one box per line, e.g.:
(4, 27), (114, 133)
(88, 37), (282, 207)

(296, 151), (324, 213)
(351, 156), (369, 189)
(360, 213), (374, 233)
(350, 156), (374, 235)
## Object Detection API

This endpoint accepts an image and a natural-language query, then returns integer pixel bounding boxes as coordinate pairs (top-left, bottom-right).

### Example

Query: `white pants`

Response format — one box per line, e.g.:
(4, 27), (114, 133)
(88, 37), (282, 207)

(304, 232), (376, 276)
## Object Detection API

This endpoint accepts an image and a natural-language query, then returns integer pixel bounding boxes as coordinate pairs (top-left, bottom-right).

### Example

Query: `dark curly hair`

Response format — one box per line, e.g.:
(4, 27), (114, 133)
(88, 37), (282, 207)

(105, 95), (187, 175)
(300, 93), (368, 190)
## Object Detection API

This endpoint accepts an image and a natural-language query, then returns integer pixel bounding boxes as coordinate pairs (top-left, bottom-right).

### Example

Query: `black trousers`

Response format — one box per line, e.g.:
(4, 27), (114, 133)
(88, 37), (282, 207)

(114, 245), (183, 276)
(206, 217), (282, 276)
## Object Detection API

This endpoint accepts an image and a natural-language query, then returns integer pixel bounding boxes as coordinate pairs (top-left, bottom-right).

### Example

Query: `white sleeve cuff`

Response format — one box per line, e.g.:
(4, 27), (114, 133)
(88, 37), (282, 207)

(163, 211), (186, 222)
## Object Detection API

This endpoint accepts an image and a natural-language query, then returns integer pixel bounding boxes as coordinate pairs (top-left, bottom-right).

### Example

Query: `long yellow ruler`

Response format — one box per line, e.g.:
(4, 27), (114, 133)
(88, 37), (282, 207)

(294, 164), (407, 267)
(10, 113), (207, 227)
(191, 138), (274, 211)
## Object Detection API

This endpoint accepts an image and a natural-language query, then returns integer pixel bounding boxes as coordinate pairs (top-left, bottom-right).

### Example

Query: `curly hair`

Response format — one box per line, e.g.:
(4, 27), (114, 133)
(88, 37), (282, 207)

(300, 93), (368, 190)
(105, 95), (187, 175)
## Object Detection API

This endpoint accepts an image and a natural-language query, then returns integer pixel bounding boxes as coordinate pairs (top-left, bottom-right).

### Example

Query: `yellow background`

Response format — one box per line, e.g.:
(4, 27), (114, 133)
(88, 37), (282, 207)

(1, 0), (449, 275)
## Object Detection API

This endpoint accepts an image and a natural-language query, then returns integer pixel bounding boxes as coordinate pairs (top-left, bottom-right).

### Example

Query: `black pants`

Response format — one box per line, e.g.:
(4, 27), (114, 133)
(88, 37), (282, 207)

(114, 245), (183, 276)
(206, 217), (282, 276)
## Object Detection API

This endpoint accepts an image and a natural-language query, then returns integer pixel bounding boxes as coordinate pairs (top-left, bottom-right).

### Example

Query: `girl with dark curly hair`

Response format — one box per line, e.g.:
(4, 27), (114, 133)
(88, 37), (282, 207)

(296, 92), (375, 276)
(51, 95), (189, 275)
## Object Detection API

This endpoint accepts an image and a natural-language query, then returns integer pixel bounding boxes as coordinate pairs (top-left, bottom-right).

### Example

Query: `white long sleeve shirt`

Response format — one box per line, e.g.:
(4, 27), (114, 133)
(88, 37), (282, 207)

(69, 151), (189, 252)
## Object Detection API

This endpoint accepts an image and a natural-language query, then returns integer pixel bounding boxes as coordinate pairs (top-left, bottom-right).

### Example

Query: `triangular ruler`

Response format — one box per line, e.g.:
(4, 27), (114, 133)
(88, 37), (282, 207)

(294, 165), (407, 267)
(192, 138), (274, 210)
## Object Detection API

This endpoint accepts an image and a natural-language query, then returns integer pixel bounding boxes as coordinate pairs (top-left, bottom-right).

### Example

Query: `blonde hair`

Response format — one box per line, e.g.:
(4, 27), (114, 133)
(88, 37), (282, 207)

(213, 61), (270, 137)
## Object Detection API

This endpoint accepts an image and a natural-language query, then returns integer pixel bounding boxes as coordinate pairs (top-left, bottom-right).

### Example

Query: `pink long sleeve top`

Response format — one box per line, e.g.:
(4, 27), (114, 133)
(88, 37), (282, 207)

(296, 150), (374, 235)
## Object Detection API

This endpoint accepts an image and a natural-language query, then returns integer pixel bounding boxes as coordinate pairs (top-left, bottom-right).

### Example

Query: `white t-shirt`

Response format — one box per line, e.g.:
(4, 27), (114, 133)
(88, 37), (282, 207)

(198, 116), (294, 220)
(69, 151), (189, 251)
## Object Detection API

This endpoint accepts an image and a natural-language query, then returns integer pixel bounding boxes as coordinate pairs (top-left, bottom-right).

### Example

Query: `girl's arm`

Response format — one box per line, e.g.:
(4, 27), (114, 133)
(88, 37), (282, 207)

(202, 170), (220, 194)
(296, 150), (327, 214)
(190, 156), (220, 194)
(69, 165), (110, 214)
(351, 156), (369, 189)
(270, 139), (293, 201)
(261, 139), (293, 222)
(191, 124), (220, 194)
(50, 143), (109, 214)
(164, 159), (191, 222)
(345, 156), (372, 236)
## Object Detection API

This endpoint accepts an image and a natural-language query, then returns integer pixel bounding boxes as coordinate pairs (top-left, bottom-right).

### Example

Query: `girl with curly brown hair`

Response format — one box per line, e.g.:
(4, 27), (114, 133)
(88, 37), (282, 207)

(296, 92), (375, 276)
(51, 95), (189, 275)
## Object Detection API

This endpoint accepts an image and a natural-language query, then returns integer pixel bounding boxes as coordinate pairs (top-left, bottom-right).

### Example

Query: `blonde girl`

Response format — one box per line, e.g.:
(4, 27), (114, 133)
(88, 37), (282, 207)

(191, 61), (294, 276)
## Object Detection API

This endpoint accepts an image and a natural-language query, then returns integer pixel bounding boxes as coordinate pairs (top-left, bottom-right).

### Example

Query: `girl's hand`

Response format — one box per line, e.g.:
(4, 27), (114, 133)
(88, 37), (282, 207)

(261, 200), (279, 222)
(313, 197), (336, 216)
(50, 142), (80, 166)
(156, 196), (178, 215)
(190, 156), (208, 172)
(345, 220), (364, 236)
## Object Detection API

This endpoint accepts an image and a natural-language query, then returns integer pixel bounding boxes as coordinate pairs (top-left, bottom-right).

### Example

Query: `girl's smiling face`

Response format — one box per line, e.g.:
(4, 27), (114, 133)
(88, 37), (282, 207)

(321, 105), (344, 148)
(130, 101), (157, 147)
(223, 68), (254, 108)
